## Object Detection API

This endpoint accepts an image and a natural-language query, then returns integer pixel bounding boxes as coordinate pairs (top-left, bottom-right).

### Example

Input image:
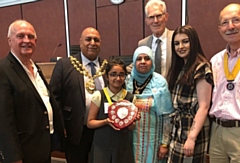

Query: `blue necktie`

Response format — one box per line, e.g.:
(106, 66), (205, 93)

(88, 62), (102, 90)
(88, 62), (96, 76)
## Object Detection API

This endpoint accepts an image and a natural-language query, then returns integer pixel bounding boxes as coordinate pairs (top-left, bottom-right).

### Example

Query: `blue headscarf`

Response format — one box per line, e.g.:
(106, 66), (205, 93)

(132, 46), (155, 84)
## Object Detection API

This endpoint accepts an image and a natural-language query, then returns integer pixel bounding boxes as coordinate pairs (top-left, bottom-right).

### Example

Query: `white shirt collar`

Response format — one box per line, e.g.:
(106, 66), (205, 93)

(152, 28), (167, 44)
(81, 52), (100, 67)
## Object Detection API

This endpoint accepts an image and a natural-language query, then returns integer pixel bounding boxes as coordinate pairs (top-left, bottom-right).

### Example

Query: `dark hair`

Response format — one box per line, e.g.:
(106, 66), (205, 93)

(106, 58), (127, 75)
(167, 25), (208, 90)
(105, 58), (127, 89)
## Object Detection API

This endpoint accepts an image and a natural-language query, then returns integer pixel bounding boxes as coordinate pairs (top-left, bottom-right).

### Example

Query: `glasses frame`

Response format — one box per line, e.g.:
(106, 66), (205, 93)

(108, 72), (126, 79)
(147, 13), (165, 21)
(219, 17), (240, 28)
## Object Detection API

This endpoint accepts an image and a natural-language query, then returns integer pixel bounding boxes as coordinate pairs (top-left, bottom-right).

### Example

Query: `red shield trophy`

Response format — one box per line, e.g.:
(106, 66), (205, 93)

(108, 100), (138, 129)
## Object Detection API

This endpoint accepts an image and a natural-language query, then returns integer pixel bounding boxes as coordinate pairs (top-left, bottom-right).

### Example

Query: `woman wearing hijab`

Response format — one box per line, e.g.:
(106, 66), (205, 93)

(126, 46), (174, 163)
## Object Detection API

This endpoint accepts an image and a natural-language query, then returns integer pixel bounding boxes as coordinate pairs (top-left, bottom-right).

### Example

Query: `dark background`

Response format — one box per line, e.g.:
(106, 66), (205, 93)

(0, 0), (240, 62)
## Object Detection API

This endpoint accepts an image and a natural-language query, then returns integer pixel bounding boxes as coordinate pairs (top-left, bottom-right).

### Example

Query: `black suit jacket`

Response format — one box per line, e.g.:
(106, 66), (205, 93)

(50, 53), (106, 145)
(0, 53), (65, 163)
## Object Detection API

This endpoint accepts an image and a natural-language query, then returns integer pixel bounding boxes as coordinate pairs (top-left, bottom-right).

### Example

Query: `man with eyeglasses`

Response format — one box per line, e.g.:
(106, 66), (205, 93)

(209, 3), (240, 163)
(127, 0), (173, 78)
(50, 27), (106, 163)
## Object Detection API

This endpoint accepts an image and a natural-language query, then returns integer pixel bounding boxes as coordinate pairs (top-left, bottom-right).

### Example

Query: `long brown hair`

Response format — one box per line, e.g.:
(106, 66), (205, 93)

(167, 25), (208, 90)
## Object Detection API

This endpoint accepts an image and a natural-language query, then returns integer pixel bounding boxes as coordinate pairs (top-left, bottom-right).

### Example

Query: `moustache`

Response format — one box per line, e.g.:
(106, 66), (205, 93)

(225, 29), (239, 35)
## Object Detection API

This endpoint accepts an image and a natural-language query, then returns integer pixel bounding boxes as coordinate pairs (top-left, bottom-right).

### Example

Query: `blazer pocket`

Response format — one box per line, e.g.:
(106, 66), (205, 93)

(62, 106), (72, 121)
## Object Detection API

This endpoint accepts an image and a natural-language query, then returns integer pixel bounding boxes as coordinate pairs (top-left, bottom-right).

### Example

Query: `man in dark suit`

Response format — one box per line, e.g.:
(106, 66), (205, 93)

(0, 20), (65, 163)
(50, 27), (106, 163)
(127, 0), (173, 78)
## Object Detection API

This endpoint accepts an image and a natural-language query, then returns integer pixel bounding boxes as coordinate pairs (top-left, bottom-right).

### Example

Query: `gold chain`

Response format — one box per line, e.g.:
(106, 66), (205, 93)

(69, 56), (108, 94)
(69, 56), (108, 80)
(133, 75), (152, 94)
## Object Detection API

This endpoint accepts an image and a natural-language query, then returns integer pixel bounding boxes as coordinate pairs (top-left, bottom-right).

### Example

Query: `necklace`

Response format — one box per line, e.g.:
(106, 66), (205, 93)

(133, 75), (152, 94)
(70, 56), (108, 94)
(223, 52), (240, 90)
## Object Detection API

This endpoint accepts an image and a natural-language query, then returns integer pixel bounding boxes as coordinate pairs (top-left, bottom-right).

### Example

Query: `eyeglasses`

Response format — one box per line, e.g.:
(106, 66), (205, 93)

(147, 13), (165, 21)
(219, 17), (240, 27)
(109, 72), (126, 78)
(85, 37), (101, 42)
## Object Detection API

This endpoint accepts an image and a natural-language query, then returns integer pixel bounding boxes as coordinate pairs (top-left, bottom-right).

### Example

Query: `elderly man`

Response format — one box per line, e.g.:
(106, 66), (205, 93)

(0, 20), (65, 163)
(50, 27), (107, 163)
(209, 3), (240, 163)
(127, 0), (173, 78)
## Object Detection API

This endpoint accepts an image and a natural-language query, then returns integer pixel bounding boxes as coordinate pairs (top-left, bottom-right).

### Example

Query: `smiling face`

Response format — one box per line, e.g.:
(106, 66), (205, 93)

(145, 4), (168, 37)
(79, 27), (101, 61)
(135, 54), (152, 74)
(174, 33), (190, 63)
(218, 4), (240, 48)
(8, 20), (37, 60)
(107, 65), (126, 92)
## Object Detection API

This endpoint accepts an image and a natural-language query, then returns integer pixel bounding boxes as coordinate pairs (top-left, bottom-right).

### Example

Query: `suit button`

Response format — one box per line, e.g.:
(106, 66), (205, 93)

(46, 126), (50, 129)
(44, 111), (48, 115)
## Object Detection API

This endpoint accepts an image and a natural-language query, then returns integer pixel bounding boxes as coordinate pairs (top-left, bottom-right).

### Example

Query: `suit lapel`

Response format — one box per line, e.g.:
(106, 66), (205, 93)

(74, 53), (86, 102)
(8, 53), (46, 106)
(146, 35), (153, 48)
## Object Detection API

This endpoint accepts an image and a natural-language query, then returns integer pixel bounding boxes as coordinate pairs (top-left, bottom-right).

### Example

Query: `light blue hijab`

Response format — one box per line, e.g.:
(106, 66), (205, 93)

(132, 46), (155, 84)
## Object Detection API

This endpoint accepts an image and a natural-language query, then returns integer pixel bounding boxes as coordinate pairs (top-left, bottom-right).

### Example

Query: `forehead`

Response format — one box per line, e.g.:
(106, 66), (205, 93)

(12, 22), (35, 35)
(220, 5), (240, 21)
(82, 29), (100, 38)
(148, 4), (164, 15)
(174, 33), (189, 40)
(137, 53), (149, 57)
(109, 65), (125, 72)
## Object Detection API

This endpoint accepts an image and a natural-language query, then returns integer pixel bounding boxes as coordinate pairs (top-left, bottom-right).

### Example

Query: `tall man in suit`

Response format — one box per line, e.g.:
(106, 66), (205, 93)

(127, 0), (173, 78)
(0, 20), (65, 163)
(50, 27), (106, 163)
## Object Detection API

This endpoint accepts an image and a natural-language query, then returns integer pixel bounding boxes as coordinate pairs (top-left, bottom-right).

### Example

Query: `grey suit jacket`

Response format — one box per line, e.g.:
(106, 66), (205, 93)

(138, 28), (174, 78)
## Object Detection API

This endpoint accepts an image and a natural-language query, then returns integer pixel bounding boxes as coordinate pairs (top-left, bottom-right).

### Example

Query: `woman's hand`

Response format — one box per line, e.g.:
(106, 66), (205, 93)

(158, 145), (168, 160)
(135, 111), (141, 121)
(184, 138), (195, 157)
(105, 118), (120, 130)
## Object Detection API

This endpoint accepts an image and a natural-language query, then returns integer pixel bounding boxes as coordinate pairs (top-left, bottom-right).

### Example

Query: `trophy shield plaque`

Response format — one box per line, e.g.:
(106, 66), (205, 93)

(108, 100), (138, 129)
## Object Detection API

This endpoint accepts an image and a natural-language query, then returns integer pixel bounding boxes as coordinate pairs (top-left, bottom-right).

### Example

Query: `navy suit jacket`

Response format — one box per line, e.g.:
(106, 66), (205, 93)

(0, 53), (65, 163)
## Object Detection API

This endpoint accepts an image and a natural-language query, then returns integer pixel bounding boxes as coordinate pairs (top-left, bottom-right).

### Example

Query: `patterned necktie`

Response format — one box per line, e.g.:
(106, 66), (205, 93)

(88, 62), (102, 90)
(155, 39), (162, 74)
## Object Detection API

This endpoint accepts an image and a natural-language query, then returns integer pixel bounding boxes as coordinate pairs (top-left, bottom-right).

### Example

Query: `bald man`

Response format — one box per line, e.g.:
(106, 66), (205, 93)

(50, 27), (106, 163)
(0, 20), (65, 163)
(209, 3), (240, 163)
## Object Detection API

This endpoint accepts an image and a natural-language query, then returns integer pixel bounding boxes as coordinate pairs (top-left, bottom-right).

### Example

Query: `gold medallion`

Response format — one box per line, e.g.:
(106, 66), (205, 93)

(86, 79), (96, 94)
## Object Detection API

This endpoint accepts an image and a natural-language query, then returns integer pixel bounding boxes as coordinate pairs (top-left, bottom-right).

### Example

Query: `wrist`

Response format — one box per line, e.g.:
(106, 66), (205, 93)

(105, 118), (108, 125)
(187, 135), (196, 141)
(161, 144), (168, 148)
